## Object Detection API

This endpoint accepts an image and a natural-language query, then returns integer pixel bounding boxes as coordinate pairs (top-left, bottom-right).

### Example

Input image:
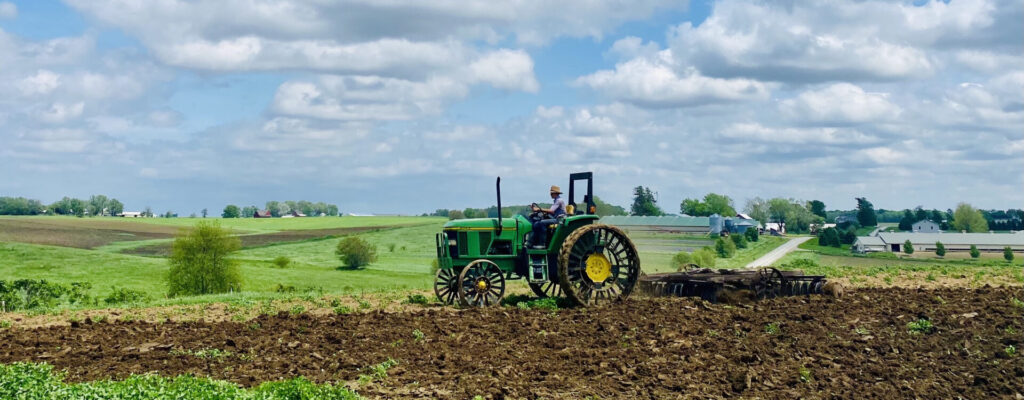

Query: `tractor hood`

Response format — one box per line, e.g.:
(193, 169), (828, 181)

(442, 215), (527, 231)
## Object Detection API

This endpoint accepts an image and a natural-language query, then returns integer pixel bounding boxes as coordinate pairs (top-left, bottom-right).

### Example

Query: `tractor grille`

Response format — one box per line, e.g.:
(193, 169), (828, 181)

(457, 232), (468, 256)
(478, 232), (491, 255)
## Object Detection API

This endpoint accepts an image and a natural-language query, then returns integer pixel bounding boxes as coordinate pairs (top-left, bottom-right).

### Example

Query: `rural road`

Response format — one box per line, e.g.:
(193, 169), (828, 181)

(745, 236), (813, 268)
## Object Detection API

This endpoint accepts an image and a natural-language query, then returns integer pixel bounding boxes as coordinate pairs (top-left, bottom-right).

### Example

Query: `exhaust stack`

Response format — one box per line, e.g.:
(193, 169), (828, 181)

(495, 177), (502, 236)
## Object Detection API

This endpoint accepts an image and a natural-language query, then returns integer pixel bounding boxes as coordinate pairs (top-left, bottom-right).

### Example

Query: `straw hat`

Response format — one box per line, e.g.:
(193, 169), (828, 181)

(549, 185), (562, 194)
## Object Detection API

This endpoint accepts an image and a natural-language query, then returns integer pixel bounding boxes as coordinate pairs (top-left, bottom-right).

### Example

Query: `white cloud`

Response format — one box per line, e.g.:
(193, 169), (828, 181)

(720, 122), (879, 145)
(576, 48), (769, 107)
(37, 102), (85, 124)
(467, 49), (539, 92)
(0, 2), (16, 19)
(779, 83), (901, 125)
(271, 75), (468, 121)
(16, 70), (61, 96)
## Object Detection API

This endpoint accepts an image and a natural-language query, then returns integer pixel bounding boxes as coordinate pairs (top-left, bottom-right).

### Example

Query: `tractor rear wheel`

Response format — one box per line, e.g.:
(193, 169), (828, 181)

(433, 268), (459, 305)
(557, 224), (641, 306)
(457, 260), (506, 307)
(528, 281), (562, 298)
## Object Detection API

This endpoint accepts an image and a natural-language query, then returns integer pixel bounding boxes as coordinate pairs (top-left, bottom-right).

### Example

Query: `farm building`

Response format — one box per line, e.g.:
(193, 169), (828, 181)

(254, 210), (272, 218)
(600, 215), (710, 234)
(709, 214), (761, 235)
(853, 232), (1024, 253)
(117, 211), (143, 218)
(911, 220), (940, 233)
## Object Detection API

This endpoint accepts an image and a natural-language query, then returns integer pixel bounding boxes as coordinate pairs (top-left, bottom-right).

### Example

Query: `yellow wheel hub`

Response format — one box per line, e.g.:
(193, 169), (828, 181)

(476, 280), (489, 291)
(585, 253), (612, 282)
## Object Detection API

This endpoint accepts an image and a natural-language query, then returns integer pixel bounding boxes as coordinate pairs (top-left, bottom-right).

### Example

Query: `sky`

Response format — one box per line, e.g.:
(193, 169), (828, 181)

(0, 0), (1021, 215)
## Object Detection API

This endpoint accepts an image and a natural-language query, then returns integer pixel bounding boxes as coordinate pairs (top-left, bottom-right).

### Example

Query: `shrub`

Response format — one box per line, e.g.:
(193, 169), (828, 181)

(1005, 247), (1015, 262)
(670, 252), (693, 271)
(715, 237), (736, 258)
(907, 319), (934, 334)
(731, 233), (748, 249)
(166, 221), (241, 297)
(405, 294), (430, 306)
(903, 240), (914, 255)
(335, 236), (378, 269)
(782, 258), (819, 270)
(969, 245), (980, 259)
(272, 256), (291, 268)
(691, 248), (717, 268)
(867, 252), (898, 259)
(103, 287), (150, 305)
(817, 227), (841, 248)
(934, 242), (946, 257)
(840, 228), (857, 245)
(0, 280), (93, 311)
(744, 228), (759, 242)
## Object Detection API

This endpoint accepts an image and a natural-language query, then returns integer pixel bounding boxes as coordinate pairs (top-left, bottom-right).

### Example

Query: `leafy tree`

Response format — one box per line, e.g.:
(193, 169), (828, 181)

(680, 198), (708, 216)
(744, 227), (759, 242)
(952, 203), (988, 232)
(201, 208), (208, 218)
(463, 208), (480, 219)
(447, 210), (465, 220)
(166, 221), (242, 297)
(0, 197), (46, 215)
(969, 245), (980, 259)
(671, 252), (693, 271)
(935, 242), (946, 257)
(593, 196), (627, 216)
(241, 206), (257, 218)
(730, 233), (748, 249)
(691, 248), (716, 268)
(681, 193), (736, 217)
(898, 209), (915, 231)
(107, 199), (124, 216)
(630, 186), (663, 216)
(335, 236), (378, 269)
(856, 197), (877, 227)
(326, 204), (339, 216)
(143, 206), (153, 217)
(87, 195), (108, 216)
(1005, 247), (1015, 263)
(840, 228), (857, 245)
(914, 207), (928, 222)
(715, 237), (737, 258)
(265, 201), (281, 217)
(743, 197), (770, 224)
(808, 200), (826, 218)
(903, 240), (914, 255)
(818, 227), (841, 248)
(222, 205), (240, 218)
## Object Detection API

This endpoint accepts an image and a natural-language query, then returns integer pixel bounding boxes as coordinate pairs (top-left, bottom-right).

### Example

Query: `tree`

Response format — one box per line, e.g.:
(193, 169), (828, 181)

(335, 236), (378, 269)
(447, 210), (465, 220)
(222, 205), (240, 218)
(631, 186), (663, 216)
(818, 227), (841, 248)
(808, 200), (826, 219)
(840, 228), (857, 245)
(87, 195), (108, 216)
(952, 203), (988, 233)
(593, 196), (627, 216)
(241, 206), (257, 218)
(935, 242), (946, 258)
(1005, 247), (1015, 263)
(730, 233), (748, 249)
(903, 240), (914, 255)
(856, 197), (877, 227)
(679, 198), (709, 216)
(969, 245), (980, 259)
(744, 227), (759, 242)
(898, 209), (915, 231)
(107, 199), (124, 216)
(463, 208), (480, 219)
(671, 252), (693, 271)
(166, 221), (242, 297)
(914, 207), (928, 222)
(681, 193), (736, 217)
(691, 248), (716, 268)
(143, 206), (153, 217)
(715, 237), (737, 258)
(201, 208), (208, 218)
(743, 197), (770, 224)
(265, 201), (281, 217)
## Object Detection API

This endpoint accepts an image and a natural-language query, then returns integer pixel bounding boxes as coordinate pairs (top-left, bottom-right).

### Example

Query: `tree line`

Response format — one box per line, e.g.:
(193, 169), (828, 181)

(435, 195), (627, 220)
(222, 201), (340, 218)
(0, 195), (125, 217)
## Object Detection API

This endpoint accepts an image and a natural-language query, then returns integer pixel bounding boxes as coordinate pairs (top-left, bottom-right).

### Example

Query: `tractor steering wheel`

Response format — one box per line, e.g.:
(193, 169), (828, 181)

(529, 203), (550, 219)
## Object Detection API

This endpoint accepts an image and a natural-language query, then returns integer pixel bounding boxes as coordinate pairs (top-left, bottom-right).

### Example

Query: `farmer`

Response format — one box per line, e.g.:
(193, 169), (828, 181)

(529, 185), (566, 248)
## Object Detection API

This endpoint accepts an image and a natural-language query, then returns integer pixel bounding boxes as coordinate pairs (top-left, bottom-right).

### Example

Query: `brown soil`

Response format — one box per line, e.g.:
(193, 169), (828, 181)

(2, 287), (1022, 399)
(121, 226), (390, 256)
(0, 218), (180, 249)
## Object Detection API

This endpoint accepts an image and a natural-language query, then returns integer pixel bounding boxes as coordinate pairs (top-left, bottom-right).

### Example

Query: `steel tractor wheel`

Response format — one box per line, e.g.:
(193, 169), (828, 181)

(433, 268), (459, 305)
(558, 224), (641, 306)
(755, 267), (785, 300)
(528, 281), (562, 298)
(457, 260), (506, 307)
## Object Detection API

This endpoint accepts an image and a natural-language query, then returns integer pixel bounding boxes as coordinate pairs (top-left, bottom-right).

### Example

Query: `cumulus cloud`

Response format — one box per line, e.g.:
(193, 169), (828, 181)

(575, 47), (769, 107)
(0, 2), (15, 19)
(467, 49), (539, 92)
(779, 83), (901, 125)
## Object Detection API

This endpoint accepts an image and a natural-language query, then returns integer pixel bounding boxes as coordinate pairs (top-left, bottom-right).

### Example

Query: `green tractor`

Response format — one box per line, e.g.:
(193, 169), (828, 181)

(434, 172), (641, 307)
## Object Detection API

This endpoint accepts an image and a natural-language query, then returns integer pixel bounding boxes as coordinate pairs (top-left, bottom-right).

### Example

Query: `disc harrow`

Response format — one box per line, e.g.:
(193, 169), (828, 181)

(637, 267), (841, 303)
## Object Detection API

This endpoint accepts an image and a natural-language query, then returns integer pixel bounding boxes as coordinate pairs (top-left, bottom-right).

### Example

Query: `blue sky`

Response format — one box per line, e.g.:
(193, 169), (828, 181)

(0, 0), (1021, 215)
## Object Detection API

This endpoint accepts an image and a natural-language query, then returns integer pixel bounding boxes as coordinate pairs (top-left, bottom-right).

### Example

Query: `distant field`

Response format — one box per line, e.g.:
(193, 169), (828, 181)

(778, 251), (1024, 288)
(0, 217), (180, 249)
(123, 216), (440, 231)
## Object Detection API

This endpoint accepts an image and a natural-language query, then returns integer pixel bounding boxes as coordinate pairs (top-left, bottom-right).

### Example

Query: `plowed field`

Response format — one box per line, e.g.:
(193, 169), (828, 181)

(2, 287), (1021, 399)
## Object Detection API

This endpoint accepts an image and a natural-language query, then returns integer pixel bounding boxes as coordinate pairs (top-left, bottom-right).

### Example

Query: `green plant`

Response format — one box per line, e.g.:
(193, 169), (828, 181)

(691, 247), (717, 268)
(515, 297), (560, 311)
(1005, 326), (1017, 335)
(412, 329), (425, 342)
(744, 227), (759, 242)
(289, 305), (305, 315)
(903, 240), (914, 255)
(715, 237), (737, 258)
(854, 326), (869, 335)
(388, 243), (396, 252)
(969, 245), (980, 259)
(765, 323), (780, 335)
(334, 305), (353, 315)
(358, 299), (371, 310)
(670, 251), (693, 271)
(798, 367), (812, 383)
(907, 318), (934, 334)
(247, 322), (261, 331)
(934, 242), (946, 257)
(1012, 298), (1024, 309)
(357, 358), (399, 386)
(0, 320), (11, 329)
(1005, 345), (1017, 357)
(272, 256), (291, 268)
(1004, 247), (1014, 262)
(103, 287), (150, 305)
(730, 233), (748, 249)
(405, 294), (430, 306)
(335, 236), (378, 269)
(166, 221), (242, 297)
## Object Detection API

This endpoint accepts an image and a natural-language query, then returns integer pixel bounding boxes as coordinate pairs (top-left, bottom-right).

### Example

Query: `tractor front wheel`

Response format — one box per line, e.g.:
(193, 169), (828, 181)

(528, 281), (562, 298)
(433, 267), (459, 305)
(558, 224), (641, 306)
(457, 260), (506, 307)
